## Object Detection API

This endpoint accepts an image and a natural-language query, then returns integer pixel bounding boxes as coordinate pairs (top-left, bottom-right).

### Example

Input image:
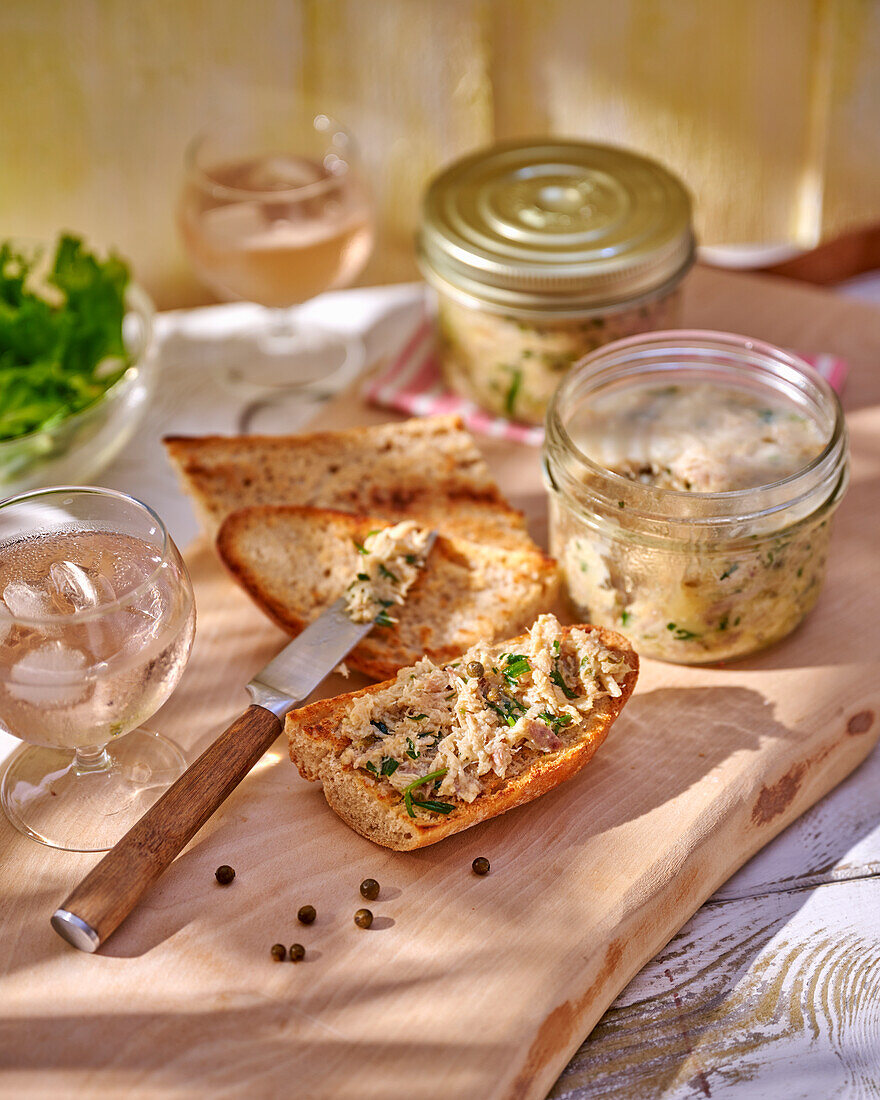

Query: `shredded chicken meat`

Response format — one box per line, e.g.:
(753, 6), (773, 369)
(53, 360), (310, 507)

(344, 521), (432, 624)
(338, 614), (632, 817)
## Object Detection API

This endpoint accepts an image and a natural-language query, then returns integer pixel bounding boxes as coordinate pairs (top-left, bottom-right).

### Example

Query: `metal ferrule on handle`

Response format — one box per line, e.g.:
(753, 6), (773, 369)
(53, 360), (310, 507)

(51, 701), (287, 953)
(50, 539), (436, 953)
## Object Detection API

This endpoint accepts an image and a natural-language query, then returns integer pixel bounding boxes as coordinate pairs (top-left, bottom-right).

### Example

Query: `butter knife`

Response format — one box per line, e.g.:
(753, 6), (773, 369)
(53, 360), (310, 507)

(52, 538), (435, 953)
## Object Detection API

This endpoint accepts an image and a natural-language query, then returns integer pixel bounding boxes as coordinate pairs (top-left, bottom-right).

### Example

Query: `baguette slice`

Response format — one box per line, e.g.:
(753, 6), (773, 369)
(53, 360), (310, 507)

(286, 619), (638, 850)
(164, 414), (534, 550)
(216, 506), (560, 680)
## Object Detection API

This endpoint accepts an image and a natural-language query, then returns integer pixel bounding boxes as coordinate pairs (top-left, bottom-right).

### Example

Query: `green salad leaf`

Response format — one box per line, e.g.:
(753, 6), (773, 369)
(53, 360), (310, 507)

(0, 235), (132, 442)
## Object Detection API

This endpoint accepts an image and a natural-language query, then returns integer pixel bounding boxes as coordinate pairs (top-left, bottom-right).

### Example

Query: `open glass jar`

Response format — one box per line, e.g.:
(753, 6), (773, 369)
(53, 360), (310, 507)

(544, 331), (849, 664)
(418, 140), (695, 424)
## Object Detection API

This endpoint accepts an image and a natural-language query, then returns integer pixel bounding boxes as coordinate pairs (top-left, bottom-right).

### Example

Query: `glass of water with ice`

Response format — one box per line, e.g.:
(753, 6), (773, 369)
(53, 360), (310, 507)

(0, 487), (196, 851)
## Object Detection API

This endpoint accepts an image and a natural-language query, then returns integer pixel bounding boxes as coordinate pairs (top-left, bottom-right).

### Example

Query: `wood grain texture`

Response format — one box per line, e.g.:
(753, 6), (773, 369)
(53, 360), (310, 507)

(58, 704), (282, 948)
(1, 270), (878, 1098)
(552, 878), (880, 1099)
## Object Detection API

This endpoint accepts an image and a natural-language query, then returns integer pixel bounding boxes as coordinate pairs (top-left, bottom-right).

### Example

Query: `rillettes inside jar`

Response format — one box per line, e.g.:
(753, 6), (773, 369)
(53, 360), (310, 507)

(418, 140), (695, 424)
(543, 331), (849, 664)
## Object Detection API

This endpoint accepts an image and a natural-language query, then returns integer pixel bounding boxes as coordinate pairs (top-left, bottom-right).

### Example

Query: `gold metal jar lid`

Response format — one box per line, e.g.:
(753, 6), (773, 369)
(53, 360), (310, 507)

(418, 140), (695, 312)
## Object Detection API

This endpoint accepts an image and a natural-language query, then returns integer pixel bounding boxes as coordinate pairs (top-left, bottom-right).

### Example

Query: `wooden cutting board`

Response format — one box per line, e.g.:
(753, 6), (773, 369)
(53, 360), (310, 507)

(1, 267), (879, 1100)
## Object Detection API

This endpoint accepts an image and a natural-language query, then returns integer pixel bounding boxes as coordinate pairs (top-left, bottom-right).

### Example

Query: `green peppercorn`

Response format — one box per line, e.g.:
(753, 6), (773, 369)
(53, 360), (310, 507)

(297, 904), (316, 924)
(472, 856), (490, 876)
(289, 943), (305, 962)
(354, 908), (373, 929)
(466, 660), (485, 678)
(359, 878), (380, 901)
(215, 865), (235, 885)
(270, 943), (286, 962)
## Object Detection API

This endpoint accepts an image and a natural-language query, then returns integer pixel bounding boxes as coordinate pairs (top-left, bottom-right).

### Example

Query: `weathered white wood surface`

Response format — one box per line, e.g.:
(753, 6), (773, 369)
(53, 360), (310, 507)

(552, 751), (880, 1098)
(1, 268), (879, 1098)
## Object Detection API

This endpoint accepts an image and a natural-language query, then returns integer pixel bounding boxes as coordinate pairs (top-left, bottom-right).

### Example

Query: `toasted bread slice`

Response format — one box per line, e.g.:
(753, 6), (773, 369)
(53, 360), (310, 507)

(286, 618), (638, 849)
(164, 414), (533, 550)
(217, 506), (560, 680)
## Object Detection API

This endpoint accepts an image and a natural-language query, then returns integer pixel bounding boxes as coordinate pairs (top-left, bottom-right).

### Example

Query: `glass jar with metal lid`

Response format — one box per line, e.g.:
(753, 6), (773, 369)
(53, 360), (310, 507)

(417, 140), (695, 424)
(543, 331), (849, 664)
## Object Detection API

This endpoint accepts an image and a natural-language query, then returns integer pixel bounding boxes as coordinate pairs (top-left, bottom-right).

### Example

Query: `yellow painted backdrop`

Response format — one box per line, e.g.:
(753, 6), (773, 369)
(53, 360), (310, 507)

(2, 0), (878, 307)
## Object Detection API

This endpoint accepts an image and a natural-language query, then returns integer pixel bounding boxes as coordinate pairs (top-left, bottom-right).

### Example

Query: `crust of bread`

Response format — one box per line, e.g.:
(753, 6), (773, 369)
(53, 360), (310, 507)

(163, 414), (534, 551)
(286, 624), (638, 850)
(216, 505), (560, 680)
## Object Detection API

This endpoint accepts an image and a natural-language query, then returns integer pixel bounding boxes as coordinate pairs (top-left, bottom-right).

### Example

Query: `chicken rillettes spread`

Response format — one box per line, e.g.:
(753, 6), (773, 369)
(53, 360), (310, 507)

(556, 381), (832, 663)
(339, 614), (633, 818)
(344, 521), (432, 626)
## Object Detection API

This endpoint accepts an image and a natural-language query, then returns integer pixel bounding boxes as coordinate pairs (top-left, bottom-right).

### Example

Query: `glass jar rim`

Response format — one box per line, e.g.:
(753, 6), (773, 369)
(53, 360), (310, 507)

(544, 329), (848, 528)
(0, 486), (172, 625)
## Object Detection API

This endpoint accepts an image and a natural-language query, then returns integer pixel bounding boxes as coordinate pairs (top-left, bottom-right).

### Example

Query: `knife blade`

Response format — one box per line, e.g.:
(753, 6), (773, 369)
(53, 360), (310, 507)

(51, 533), (436, 953)
(246, 595), (377, 717)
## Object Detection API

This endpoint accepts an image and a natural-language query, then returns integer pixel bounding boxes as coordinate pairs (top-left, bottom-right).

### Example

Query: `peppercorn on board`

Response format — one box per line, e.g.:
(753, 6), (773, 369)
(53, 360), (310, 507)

(2, 267), (880, 1100)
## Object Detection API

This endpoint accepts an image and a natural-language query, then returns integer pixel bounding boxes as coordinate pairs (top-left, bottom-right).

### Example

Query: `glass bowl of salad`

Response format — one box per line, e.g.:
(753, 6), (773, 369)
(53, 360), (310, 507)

(0, 236), (156, 496)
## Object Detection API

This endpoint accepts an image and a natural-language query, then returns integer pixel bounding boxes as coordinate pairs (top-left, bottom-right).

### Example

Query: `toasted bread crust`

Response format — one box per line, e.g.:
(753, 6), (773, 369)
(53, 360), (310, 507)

(216, 505), (560, 680)
(286, 625), (638, 849)
(164, 415), (535, 550)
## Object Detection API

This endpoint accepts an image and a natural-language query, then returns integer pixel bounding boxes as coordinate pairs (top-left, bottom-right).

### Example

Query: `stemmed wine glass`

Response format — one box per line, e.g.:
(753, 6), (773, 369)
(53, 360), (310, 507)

(177, 105), (375, 409)
(0, 487), (196, 852)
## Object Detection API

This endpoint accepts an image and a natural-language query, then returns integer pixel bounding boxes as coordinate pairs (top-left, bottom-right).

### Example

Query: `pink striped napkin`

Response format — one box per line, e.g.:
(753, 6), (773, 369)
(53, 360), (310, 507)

(363, 316), (849, 446)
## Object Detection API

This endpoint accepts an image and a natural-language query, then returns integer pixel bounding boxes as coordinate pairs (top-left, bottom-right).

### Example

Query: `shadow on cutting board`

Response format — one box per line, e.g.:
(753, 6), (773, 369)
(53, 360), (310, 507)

(98, 684), (785, 960)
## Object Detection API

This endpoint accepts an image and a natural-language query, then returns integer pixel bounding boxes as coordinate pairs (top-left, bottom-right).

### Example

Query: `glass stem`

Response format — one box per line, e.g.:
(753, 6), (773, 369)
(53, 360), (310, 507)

(73, 745), (113, 774)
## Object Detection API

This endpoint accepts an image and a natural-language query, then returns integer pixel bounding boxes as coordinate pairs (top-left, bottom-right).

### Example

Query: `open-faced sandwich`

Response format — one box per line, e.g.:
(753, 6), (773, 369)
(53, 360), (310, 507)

(216, 507), (560, 680)
(286, 613), (638, 849)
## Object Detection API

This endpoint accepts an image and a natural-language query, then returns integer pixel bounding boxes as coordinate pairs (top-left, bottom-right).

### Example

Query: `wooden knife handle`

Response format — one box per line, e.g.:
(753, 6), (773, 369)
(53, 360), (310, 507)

(52, 704), (283, 952)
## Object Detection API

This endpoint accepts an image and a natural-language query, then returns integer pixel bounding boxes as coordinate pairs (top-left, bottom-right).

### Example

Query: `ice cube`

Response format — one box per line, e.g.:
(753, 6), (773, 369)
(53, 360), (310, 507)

(48, 560), (116, 614)
(2, 581), (53, 620)
(7, 641), (90, 708)
(0, 602), (11, 644)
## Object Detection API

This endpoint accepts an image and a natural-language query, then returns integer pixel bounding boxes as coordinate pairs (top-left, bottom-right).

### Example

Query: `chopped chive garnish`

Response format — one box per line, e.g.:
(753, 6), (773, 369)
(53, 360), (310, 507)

(411, 799), (455, 815)
(666, 623), (700, 641)
(380, 757), (400, 776)
(550, 658), (578, 700)
(370, 719), (390, 736)
(406, 737), (420, 760)
(503, 367), (522, 416)
(403, 769), (448, 817)
(502, 653), (530, 685)
(378, 563), (399, 583)
(538, 711), (574, 733)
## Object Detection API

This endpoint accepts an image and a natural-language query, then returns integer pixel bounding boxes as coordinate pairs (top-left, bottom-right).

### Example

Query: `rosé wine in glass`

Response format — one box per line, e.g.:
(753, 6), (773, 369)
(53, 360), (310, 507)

(178, 153), (374, 308)
(176, 110), (375, 412)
